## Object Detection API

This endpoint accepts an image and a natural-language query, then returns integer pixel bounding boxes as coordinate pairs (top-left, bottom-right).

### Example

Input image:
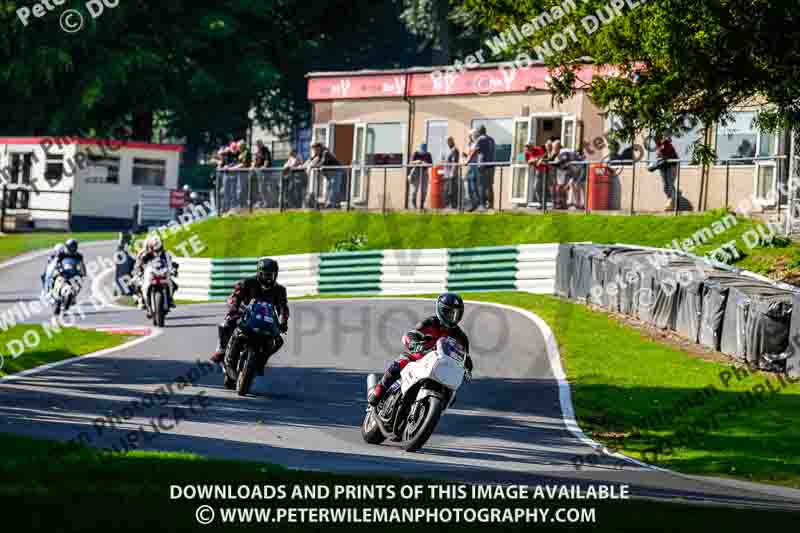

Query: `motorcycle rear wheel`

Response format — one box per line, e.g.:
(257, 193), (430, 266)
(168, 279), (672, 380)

(403, 396), (443, 453)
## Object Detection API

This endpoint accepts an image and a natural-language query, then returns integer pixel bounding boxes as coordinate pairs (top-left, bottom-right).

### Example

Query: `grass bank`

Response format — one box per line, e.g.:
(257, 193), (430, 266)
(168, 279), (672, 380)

(165, 211), (763, 256)
(461, 292), (800, 488)
(165, 210), (797, 281)
(0, 432), (796, 532)
(0, 231), (117, 262)
(0, 325), (132, 377)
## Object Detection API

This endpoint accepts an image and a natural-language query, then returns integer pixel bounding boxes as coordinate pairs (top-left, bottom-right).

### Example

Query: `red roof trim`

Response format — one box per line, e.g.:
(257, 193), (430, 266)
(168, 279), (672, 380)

(0, 137), (184, 152)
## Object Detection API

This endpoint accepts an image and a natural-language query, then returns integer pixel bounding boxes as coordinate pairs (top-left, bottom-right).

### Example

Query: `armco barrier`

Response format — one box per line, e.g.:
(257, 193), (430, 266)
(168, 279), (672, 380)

(173, 244), (558, 301)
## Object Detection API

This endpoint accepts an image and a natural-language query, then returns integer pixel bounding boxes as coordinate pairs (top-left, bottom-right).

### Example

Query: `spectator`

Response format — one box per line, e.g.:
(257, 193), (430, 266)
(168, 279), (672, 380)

(524, 142), (549, 208)
(463, 131), (480, 211)
(475, 125), (496, 209)
(282, 150), (306, 208)
(444, 137), (460, 208)
(653, 136), (679, 211)
(237, 140), (251, 168)
(549, 138), (568, 209)
(408, 143), (433, 209)
(307, 142), (342, 209)
(561, 147), (587, 210)
(252, 140), (269, 168)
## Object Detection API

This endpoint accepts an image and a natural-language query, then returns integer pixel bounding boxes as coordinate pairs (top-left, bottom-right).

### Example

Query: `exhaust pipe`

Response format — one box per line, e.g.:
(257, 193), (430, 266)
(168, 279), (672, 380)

(366, 374), (378, 398)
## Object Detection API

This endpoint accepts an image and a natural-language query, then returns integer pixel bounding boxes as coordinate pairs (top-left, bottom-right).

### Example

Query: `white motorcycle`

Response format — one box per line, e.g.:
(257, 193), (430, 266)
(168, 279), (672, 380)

(140, 255), (174, 327)
(50, 257), (83, 316)
(362, 336), (469, 452)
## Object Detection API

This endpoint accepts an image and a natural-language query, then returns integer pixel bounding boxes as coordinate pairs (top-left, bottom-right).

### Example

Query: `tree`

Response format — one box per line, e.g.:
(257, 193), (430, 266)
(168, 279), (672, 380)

(457, 0), (800, 159)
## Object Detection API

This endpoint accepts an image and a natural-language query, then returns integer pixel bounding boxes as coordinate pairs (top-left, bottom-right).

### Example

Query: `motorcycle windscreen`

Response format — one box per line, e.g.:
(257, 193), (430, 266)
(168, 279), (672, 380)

(243, 302), (280, 336)
(61, 257), (81, 278)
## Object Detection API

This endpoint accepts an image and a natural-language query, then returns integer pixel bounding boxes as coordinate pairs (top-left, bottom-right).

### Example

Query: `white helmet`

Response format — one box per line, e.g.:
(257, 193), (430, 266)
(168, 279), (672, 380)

(147, 235), (163, 253)
(54, 244), (67, 255)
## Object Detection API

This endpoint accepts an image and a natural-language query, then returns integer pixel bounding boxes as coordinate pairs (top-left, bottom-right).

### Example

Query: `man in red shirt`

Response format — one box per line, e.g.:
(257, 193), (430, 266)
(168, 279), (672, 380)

(655, 136), (680, 211)
(524, 142), (549, 208)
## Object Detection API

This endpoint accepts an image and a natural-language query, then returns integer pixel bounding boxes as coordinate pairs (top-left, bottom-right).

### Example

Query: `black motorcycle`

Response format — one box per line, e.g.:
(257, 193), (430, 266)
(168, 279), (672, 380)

(223, 300), (283, 396)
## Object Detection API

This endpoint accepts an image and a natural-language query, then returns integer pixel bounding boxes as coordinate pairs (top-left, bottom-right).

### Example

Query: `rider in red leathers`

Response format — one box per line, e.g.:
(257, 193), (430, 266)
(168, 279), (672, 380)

(368, 293), (473, 406)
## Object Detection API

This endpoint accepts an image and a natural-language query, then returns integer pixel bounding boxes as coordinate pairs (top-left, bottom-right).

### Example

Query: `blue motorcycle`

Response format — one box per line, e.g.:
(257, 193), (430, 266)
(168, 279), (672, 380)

(223, 300), (283, 396)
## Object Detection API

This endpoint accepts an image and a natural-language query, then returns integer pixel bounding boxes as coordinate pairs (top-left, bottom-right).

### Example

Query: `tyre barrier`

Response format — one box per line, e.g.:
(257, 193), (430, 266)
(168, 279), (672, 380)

(174, 244), (558, 301)
(556, 243), (800, 378)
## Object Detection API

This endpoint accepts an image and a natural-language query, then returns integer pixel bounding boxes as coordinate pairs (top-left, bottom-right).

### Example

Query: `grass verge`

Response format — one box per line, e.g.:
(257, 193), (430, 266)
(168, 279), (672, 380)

(459, 292), (800, 488)
(0, 231), (117, 263)
(163, 210), (766, 256)
(0, 432), (797, 532)
(0, 325), (133, 377)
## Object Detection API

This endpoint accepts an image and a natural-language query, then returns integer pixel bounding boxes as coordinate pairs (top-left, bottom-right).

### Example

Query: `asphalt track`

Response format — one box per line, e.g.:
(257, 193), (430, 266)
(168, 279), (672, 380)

(1, 242), (799, 510)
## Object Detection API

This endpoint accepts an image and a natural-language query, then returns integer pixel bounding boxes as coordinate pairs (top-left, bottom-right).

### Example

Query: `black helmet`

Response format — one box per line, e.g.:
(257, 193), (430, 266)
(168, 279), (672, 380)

(65, 239), (78, 254)
(436, 293), (464, 328)
(256, 257), (278, 288)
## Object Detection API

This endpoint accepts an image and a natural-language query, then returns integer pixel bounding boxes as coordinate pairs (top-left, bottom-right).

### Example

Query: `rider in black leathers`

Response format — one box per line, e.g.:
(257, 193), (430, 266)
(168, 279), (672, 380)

(210, 258), (289, 377)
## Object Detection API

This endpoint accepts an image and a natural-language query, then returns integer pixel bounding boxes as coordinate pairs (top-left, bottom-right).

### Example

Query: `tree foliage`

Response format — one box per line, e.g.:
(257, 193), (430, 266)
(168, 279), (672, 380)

(457, 0), (800, 156)
(0, 0), (432, 156)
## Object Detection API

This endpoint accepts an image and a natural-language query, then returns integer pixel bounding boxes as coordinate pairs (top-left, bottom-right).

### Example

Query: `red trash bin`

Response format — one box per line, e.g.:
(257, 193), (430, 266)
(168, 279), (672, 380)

(587, 163), (610, 211)
(429, 165), (445, 209)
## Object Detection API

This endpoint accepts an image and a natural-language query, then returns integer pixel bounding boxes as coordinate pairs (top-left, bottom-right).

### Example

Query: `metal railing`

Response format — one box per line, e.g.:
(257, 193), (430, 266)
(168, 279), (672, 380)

(213, 155), (791, 217)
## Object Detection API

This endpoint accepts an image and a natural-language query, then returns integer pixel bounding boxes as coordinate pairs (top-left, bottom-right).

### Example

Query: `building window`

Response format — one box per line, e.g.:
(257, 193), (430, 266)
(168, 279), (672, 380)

(366, 123), (404, 165)
(715, 111), (758, 164)
(426, 120), (449, 162)
(312, 125), (329, 148)
(471, 118), (513, 162)
(132, 158), (166, 186)
(10, 153), (34, 184)
(45, 154), (64, 185)
(669, 119), (703, 164)
(646, 117), (704, 165)
(606, 114), (636, 164)
(86, 155), (120, 184)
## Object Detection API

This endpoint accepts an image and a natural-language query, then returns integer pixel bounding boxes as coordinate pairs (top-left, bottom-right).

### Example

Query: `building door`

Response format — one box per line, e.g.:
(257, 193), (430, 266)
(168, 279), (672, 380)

(351, 123), (368, 204)
(754, 129), (781, 207)
(510, 117), (533, 204)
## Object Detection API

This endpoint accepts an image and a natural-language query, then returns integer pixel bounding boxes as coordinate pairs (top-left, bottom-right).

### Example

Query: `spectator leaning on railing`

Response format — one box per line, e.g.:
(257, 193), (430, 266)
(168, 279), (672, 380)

(524, 141), (549, 208)
(463, 130), (480, 211)
(444, 137), (460, 208)
(408, 143), (433, 209)
(475, 125), (496, 209)
(650, 135), (680, 211)
(306, 142), (343, 209)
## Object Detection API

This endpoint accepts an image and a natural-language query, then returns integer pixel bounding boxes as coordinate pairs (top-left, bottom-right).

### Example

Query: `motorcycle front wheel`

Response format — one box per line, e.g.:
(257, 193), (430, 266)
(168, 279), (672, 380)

(361, 411), (386, 445)
(236, 349), (257, 396)
(152, 289), (166, 327)
(402, 396), (444, 453)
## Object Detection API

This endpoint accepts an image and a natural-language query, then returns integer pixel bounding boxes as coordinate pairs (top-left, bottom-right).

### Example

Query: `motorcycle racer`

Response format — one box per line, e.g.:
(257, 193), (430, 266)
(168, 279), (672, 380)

(368, 293), (473, 406)
(41, 244), (67, 295)
(133, 235), (177, 310)
(210, 257), (290, 376)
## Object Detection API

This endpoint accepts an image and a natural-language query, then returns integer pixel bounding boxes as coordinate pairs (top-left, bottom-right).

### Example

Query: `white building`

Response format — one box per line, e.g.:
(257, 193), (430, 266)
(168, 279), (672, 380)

(0, 137), (182, 231)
